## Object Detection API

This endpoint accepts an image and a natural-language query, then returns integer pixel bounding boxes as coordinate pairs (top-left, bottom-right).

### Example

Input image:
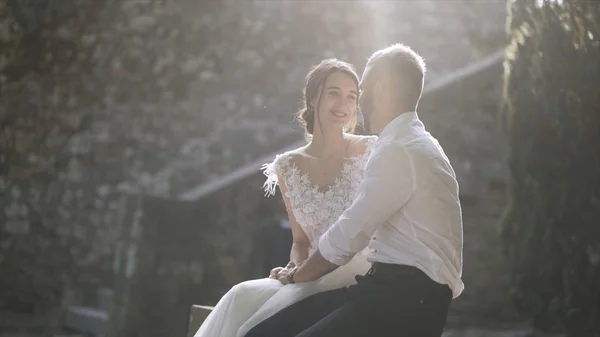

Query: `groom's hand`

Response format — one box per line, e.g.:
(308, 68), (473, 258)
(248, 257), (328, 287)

(269, 261), (296, 279)
(269, 266), (284, 279)
(276, 267), (296, 285)
(281, 249), (339, 284)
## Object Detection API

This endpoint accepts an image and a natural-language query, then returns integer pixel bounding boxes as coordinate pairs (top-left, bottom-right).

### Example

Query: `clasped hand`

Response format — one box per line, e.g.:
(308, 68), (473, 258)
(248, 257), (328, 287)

(269, 261), (299, 284)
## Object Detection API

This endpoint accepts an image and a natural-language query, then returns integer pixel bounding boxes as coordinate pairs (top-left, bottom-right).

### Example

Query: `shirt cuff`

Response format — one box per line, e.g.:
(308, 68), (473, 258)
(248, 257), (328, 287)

(318, 232), (352, 266)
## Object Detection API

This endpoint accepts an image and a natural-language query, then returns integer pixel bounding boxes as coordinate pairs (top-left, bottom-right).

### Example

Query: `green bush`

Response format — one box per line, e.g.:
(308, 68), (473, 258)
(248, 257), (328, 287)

(501, 0), (600, 336)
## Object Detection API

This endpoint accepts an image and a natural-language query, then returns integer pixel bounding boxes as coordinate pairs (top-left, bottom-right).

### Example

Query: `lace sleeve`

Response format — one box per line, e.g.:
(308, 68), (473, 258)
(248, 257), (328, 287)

(261, 154), (287, 196)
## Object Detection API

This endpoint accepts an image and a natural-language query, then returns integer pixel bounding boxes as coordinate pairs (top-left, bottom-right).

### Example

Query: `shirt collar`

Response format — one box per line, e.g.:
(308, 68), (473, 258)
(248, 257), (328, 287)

(378, 111), (418, 138)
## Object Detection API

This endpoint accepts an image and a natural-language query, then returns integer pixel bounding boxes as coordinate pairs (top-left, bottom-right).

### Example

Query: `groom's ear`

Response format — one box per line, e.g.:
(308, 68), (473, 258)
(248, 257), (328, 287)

(373, 81), (385, 107)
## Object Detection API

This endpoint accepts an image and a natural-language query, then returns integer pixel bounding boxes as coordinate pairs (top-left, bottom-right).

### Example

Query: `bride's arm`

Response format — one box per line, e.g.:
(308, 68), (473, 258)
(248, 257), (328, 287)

(277, 173), (310, 266)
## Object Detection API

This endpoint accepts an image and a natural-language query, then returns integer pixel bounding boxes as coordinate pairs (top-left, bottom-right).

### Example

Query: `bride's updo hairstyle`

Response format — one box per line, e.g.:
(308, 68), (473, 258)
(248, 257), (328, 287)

(295, 59), (360, 138)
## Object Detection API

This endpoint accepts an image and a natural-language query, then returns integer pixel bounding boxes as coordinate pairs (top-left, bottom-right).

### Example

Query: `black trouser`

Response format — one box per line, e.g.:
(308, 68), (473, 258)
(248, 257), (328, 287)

(244, 263), (452, 337)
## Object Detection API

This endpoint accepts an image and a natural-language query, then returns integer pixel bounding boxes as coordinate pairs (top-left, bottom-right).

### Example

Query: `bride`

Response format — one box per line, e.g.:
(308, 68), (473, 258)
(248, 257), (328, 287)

(194, 58), (377, 337)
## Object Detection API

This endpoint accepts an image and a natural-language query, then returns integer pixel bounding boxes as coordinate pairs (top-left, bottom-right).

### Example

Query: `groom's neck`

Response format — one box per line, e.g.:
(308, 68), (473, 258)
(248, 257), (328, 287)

(396, 104), (417, 115)
(388, 107), (416, 122)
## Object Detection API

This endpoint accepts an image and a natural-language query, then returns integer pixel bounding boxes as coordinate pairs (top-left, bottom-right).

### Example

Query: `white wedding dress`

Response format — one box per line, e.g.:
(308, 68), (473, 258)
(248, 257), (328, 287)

(194, 136), (377, 337)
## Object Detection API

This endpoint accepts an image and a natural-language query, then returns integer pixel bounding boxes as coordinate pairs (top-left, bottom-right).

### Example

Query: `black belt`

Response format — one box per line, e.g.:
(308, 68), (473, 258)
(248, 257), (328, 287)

(367, 262), (422, 277)
(366, 262), (450, 293)
(360, 262), (452, 300)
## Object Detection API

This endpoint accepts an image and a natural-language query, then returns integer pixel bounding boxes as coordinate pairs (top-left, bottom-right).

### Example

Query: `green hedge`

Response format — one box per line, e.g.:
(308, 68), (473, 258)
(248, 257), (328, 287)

(501, 0), (600, 335)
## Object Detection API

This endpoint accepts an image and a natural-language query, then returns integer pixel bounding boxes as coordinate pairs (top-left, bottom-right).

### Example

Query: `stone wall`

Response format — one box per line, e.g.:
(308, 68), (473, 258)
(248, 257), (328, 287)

(0, 0), (220, 329)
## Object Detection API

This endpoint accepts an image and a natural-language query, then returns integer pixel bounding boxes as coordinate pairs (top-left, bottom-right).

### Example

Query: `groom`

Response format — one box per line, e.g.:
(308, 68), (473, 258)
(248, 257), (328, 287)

(246, 43), (464, 337)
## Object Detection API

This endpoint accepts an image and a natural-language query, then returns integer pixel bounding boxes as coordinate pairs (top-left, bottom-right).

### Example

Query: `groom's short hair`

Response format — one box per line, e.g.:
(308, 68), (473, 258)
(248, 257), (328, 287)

(367, 44), (426, 109)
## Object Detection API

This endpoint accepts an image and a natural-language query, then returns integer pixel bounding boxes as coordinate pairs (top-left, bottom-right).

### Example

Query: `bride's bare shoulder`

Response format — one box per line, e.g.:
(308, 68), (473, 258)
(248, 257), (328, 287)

(269, 146), (310, 170)
(286, 146), (308, 156)
(283, 146), (312, 160)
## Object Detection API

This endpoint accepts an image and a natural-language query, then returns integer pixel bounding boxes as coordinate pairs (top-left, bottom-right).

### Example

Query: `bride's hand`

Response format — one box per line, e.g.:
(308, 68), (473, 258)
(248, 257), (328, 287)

(277, 266), (297, 285)
(269, 266), (285, 279)
(269, 261), (296, 279)
(269, 261), (296, 280)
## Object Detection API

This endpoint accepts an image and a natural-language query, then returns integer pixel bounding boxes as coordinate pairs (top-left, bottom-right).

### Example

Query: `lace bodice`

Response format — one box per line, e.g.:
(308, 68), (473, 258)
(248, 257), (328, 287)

(262, 136), (377, 254)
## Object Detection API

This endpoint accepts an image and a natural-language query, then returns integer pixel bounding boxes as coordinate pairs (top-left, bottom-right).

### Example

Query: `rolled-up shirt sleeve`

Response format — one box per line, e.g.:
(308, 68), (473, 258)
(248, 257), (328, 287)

(318, 142), (416, 265)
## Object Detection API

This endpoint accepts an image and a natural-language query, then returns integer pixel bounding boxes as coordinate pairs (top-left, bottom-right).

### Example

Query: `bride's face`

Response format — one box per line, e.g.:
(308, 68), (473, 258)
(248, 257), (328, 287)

(312, 72), (358, 132)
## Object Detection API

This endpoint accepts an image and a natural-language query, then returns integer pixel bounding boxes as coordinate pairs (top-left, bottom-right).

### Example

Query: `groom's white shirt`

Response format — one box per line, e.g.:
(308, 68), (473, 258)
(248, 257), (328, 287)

(318, 111), (464, 298)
